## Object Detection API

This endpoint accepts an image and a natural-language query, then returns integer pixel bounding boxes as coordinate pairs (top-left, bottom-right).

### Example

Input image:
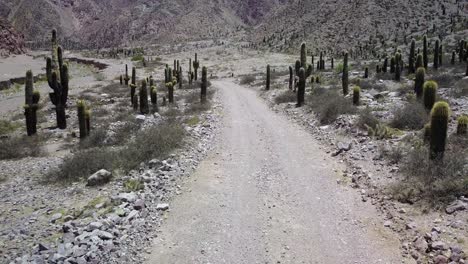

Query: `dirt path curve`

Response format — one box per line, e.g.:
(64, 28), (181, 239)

(146, 80), (403, 264)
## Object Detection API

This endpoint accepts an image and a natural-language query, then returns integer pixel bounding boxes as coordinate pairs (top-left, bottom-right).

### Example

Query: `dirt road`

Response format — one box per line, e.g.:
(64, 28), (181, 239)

(146, 80), (403, 264)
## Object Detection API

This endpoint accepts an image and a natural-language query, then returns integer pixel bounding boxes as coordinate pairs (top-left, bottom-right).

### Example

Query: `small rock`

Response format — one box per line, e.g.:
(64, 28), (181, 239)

(434, 255), (449, 264)
(117, 192), (137, 203)
(133, 199), (145, 210)
(97, 230), (114, 240)
(50, 213), (62, 223)
(432, 241), (447, 251)
(87, 222), (103, 231)
(414, 236), (428, 253)
(156, 203), (169, 211)
(445, 200), (466, 214)
(86, 169), (112, 186)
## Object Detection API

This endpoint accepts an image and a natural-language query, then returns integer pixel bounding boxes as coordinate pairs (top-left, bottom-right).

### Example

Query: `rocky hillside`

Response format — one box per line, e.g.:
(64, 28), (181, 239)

(0, 18), (25, 57)
(1, 0), (466, 50)
(253, 0), (468, 53)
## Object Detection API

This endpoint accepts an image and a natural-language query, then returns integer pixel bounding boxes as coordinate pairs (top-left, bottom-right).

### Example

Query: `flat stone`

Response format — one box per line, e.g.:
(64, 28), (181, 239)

(414, 236), (428, 253)
(87, 222), (103, 231)
(432, 241), (447, 251)
(445, 200), (466, 214)
(50, 213), (62, 223)
(97, 230), (114, 240)
(117, 192), (137, 203)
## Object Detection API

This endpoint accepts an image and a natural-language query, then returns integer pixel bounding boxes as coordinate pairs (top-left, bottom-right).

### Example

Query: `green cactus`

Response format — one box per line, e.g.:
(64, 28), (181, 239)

(423, 81), (437, 110)
(353, 86), (360, 106)
(266, 65), (271, 91)
(331, 57), (334, 69)
(460, 40), (465, 63)
(423, 35), (428, 69)
(414, 67), (425, 98)
(434, 39), (440, 69)
(390, 56), (396, 73)
(77, 100), (87, 139)
(439, 44), (443, 66)
(150, 86), (158, 112)
(289, 66), (293, 90)
(311, 55), (314, 72)
(193, 53), (200, 81)
(364, 67), (368, 78)
(24, 70), (38, 136)
(130, 67), (137, 107)
(395, 53), (401, 81)
(457, 115), (468, 135)
(429, 102), (450, 160)
(201, 66), (208, 103)
(342, 52), (349, 95)
(124, 64), (130, 85)
(297, 68), (305, 107)
(300, 43), (307, 68)
(85, 109), (91, 134)
(189, 58), (192, 85)
(416, 54), (423, 69)
(133, 94), (139, 111)
(319, 51), (324, 70)
(409, 39), (416, 73)
(166, 81), (174, 104)
(140, 79), (149, 114)
(383, 57), (388, 73)
(451, 51), (456, 65)
(423, 123), (431, 142)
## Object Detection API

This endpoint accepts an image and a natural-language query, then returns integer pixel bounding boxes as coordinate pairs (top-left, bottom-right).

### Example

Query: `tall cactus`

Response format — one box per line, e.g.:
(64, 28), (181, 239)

(266, 65), (271, 91)
(416, 54), (424, 69)
(193, 53), (200, 81)
(439, 44), (443, 66)
(201, 66), (207, 103)
(24, 70), (39, 136)
(434, 39), (440, 69)
(289, 66), (293, 90)
(383, 57), (388, 73)
(189, 58), (193, 85)
(423, 35), (428, 69)
(77, 100), (88, 139)
(140, 79), (149, 114)
(415, 67), (425, 98)
(395, 53), (401, 81)
(130, 67), (136, 106)
(429, 102), (450, 160)
(353, 86), (360, 106)
(364, 67), (368, 78)
(457, 115), (468, 135)
(297, 68), (305, 107)
(166, 68), (175, 104)
(451, 51), (456, 65)
(124, 64), (129, 85)
(342, 52), (349, 95)
(300, 43), (307, 68)
(390, 56), (396, 73)
(423, 81), (437, 110)
(409, 39), (416, 73)
(460, 40), (465, 63)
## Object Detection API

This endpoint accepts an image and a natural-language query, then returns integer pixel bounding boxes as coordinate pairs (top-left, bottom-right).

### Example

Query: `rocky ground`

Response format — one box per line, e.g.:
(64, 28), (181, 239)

(0, 18), (25, 58)
(0, 38), (467, 263)
(237, 47), (468, 262)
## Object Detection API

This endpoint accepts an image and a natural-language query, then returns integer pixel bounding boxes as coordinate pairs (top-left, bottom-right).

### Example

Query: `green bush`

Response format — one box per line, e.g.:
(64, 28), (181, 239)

(307, 89), (356, 124)
(390, 103), (428, 130)
(131, 54), (144, 61)
(0, 119), (20, 136)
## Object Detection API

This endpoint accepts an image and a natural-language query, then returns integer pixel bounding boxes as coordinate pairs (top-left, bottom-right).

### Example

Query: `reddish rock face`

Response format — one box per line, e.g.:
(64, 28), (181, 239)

(0, 18), (25, 57)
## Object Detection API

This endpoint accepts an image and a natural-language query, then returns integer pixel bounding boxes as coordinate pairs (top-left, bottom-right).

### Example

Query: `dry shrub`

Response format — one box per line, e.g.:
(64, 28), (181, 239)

(390, 103), (428, 130)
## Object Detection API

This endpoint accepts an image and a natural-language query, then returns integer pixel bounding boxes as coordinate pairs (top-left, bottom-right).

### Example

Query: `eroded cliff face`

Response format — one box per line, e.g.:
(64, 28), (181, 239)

(0, 18), (26, 57)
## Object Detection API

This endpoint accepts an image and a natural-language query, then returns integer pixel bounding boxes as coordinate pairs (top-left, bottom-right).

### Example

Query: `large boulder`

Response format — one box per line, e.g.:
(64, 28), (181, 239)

(86, 169), (112, 186)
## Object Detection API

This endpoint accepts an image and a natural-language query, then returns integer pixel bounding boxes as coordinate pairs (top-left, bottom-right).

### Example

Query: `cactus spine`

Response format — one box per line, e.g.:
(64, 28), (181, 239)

(409, 39), (416, 73)
(414, 67), (425, 98)
(423, 81), (437, 110)
(201, 66), (207, 103)
(77, 100), (88, 139)
(342, 52), (349, 95)
(266, 65), (270, 91)
(457, 115), (468, 135)
(423, 35), (428, 69)
(297, 68), (305, 107)
(140, 79), (149, 114)
(429, 102), (450, 160)
(193, 53), (200, 81)
(434, 39), (440, 69)
(353, 86), (360, 106)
